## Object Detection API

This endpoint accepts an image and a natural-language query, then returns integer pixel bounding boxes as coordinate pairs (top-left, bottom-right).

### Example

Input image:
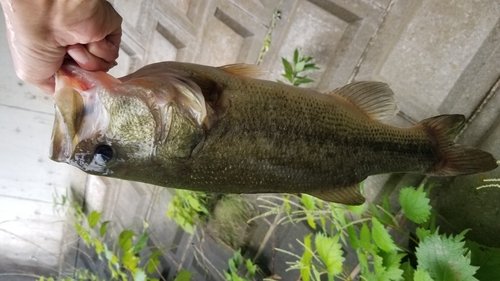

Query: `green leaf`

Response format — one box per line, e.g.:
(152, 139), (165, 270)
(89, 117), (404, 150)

(380, 195), (394, 226)
(466, 240), (500, 280)
(233, 249), (244, 266)
(303, 63), (320, 71)
(371, 218), (398, 252)
(182, 221), (195, 234)
(74, 223), (92, 247)
(415, 231), (478, 281)
(134, 269), (147, 281)
(281, 73), (294, 84)
(345, 203), (365, 215)
(100, 221), (110, 237)
(400, 261), (415, 281)
(229, 258), (237, 273)
(87, 211), (102, 229)
(300, 234), (313, 281)
(301, 194), (317, 229)
(399, 187), (431, 224)
(346, 224), (360, 250)
(416, 227), (432, 242)
(315, 233), (344, 276)
(413, 269), (433, 281)
(123, 251), (139, 271)
(94, 239), (104, 256)
(282, 58), (293, 76)
(246, 259), (257, 276)
(132, 232), (149, 254)
(372, 253), (385, 277)
(295, 61), (306, 73)
(166, 201), (175, 218)
(378, 251), (405, 280)
(293, 48), (299, 65)
(293, 77), (314, 86)
(174, 269), (193, 281)
(360, 222), (375, 252)
(147, 250), (162, 274)
(118, 230), (135, 251)
(301, 194), (316, 210)
(357, 248), (369, 272)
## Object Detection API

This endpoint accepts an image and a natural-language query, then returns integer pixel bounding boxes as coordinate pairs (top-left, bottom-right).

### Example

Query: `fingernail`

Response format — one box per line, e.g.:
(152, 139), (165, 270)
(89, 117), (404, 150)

(67, 47), (89, 65)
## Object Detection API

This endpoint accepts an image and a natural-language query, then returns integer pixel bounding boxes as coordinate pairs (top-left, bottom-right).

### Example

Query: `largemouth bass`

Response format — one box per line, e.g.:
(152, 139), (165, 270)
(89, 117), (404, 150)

(50, 62), (498, 205)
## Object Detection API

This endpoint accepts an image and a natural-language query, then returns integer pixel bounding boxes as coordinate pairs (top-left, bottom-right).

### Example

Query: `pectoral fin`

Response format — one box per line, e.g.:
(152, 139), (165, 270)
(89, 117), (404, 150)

(308, 183), (365, 205)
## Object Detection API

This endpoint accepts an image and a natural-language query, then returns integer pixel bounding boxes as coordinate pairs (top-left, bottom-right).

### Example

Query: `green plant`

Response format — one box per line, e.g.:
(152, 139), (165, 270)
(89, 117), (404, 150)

(224, 249), (258, 281)
(34, 194), (195, 281)
(279, 48), (319, 86)
(255, 185), (490, 281)
(166, 189), (210, 234)
(70, 209), (163, 280)
(257, 10), (281, 64)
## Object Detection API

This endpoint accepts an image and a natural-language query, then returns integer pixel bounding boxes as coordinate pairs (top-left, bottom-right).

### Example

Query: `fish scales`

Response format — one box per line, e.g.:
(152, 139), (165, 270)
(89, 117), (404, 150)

(168, 71), (430, 192)
(49, 62), (498, 205)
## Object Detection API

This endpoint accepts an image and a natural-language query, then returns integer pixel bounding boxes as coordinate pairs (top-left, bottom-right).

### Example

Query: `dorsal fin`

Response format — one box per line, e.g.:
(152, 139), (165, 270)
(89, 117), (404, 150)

(328, 81), (399, 120)
(218, 63), (269, 78)
(308, 182), (365, 205)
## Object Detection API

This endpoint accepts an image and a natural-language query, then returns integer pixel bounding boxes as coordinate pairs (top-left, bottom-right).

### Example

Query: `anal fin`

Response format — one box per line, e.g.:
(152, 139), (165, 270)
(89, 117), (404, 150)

(308, 183), (365, 205)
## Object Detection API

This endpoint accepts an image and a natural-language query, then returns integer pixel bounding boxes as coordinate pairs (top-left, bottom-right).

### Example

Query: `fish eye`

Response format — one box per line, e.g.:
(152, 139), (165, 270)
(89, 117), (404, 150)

(94, 144), (115, 166)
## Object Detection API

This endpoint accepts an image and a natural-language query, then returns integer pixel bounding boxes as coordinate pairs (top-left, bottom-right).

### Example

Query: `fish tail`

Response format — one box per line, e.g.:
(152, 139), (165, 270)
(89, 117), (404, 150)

(420, 114), (498, 176)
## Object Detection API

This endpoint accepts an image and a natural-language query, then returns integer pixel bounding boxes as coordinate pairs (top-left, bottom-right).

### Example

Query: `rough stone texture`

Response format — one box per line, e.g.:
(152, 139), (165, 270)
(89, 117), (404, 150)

(356, 0), (500, 122)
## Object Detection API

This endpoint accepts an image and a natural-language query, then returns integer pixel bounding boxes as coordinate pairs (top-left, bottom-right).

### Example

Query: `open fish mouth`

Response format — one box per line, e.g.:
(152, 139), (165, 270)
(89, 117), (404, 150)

(49, 64), (115, 164)
(50, 71), (84, 163)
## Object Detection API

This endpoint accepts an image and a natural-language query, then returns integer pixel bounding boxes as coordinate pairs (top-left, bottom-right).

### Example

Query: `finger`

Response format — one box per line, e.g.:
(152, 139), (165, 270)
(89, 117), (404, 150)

(67, 44), (116, 72)
(86, 37), (120, 63)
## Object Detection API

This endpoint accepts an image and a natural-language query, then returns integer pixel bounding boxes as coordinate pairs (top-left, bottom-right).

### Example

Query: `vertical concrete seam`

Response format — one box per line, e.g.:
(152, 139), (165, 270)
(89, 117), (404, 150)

(347, 0), (397, 83)
(457, 75), (500, 139)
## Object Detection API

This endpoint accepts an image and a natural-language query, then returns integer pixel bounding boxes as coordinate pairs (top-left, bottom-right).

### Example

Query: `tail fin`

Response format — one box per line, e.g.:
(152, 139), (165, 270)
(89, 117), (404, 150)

(420, 115), (498, 176)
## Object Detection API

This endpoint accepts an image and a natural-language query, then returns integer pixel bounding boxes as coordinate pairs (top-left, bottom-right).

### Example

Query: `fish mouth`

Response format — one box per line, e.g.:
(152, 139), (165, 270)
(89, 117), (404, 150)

(49, 64), (116, 164)
(49, 70), (85, 163)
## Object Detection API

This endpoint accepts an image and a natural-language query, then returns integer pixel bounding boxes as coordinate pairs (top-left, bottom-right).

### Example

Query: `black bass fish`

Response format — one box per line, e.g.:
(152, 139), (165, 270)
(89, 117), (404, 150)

(49, 62), (498, 205)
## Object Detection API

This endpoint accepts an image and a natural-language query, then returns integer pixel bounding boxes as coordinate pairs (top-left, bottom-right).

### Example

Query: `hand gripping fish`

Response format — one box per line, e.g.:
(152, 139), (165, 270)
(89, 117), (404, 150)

(49, 62), (498, 205)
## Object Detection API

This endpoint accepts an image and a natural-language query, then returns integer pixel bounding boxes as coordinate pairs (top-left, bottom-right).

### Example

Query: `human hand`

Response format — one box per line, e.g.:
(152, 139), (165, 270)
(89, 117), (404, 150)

(0, 0), (122, 94)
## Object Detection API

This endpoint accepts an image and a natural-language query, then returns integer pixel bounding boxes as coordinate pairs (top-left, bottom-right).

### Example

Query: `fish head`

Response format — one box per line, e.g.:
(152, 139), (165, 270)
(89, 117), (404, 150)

(50, 64), (159, 177)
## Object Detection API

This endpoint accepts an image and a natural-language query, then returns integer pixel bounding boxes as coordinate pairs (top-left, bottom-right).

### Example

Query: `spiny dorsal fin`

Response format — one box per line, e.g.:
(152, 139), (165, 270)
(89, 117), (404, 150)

(328, 81), (399, 120)
(308, 183), (365, 205)
(218, 63), (269, 78)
